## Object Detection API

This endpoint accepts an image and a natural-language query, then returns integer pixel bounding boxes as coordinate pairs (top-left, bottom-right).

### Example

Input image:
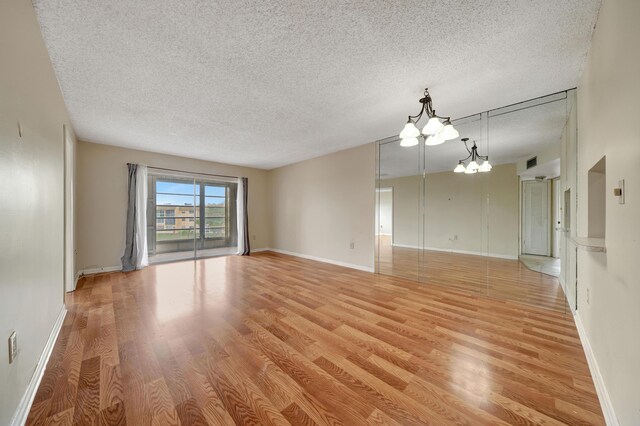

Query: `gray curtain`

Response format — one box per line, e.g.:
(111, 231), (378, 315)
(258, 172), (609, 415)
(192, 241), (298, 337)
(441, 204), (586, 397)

(121, 163), (139, 271)
(240, 177), (250, 255)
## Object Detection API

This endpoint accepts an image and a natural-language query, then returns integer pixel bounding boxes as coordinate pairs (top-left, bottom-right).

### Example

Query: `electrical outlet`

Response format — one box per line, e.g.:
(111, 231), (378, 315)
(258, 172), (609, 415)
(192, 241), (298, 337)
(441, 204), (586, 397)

(350, 242), (355, 249)
(252, 234), (256, 241)
(8, 331), (17, 364)
(586, 288), (590, 305)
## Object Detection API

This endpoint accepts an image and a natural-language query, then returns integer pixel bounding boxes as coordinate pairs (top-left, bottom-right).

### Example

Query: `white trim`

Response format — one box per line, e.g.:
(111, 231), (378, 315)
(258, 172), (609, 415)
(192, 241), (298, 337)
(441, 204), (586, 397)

(573, 312), (619, 426)
(10, 306), (67, 426)
(375, 232), (393, 236)
(392, 243), (427, 250)
(265, 248), (374, 273)
(77, 265), (122, 276)
(63, 125), (75, 292)
(251, 247), (270, 253)
(391, 244), (519, 260)
(69, 271), (83, 293)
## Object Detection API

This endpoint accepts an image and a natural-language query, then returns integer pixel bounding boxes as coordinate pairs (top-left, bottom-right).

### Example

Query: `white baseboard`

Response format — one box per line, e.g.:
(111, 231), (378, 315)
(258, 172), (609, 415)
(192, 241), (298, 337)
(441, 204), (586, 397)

(10, 306), (67, 426)
(391, 244), (518, 260)
(77, 265), (122, 277)
(264, 248), (374, 273)
(573, 313), (619, 425)
(559, 276), (566, 292)
(391, 243), (422, 250)
(251, 247), (270, 253)
(67, 271), (83, 293)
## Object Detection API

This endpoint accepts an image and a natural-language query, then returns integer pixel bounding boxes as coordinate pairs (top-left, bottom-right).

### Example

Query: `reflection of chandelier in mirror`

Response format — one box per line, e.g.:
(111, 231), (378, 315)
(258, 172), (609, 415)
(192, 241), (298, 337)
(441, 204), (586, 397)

(399, 88), (459, 147)
(454, 138), (492, 174)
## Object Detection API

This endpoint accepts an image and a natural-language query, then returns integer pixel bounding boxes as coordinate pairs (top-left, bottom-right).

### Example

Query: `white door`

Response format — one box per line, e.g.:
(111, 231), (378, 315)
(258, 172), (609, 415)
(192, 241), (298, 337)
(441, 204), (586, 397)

(522, 180), (550, 256)
(378, 188), (393, 236)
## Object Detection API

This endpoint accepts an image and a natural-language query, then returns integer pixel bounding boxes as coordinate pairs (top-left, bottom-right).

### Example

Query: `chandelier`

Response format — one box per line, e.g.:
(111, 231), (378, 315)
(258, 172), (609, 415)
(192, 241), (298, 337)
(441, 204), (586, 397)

(399, 88), (459, 147)
(454, 138), (492, 174)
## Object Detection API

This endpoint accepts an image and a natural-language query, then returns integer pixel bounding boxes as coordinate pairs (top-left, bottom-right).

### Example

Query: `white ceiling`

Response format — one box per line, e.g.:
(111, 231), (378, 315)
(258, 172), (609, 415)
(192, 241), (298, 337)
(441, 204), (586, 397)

(33, 0), (600, 169)
(379, 93), (571, 178)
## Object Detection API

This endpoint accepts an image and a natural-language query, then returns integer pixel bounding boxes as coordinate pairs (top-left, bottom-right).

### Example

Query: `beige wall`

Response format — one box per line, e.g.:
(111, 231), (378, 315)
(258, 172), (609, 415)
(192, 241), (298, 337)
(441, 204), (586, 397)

(75, 141), (271, 271)
(379, 175), (422, 249)
(268, 144), (376, 270)
(381, 163), (519, 258)
(0, 0), (77, 423)
(574, 0), (640, 423)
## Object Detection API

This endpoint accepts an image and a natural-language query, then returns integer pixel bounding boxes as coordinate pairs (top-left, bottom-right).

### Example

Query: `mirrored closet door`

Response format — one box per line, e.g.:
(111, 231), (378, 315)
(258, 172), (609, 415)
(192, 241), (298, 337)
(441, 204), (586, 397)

(376, 90), (578, 313)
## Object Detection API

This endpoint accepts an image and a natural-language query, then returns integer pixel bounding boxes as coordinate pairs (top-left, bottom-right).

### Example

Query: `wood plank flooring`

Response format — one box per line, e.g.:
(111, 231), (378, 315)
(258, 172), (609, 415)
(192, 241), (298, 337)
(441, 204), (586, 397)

(27, 251), (604, 425)
(377, 235), (568, 313)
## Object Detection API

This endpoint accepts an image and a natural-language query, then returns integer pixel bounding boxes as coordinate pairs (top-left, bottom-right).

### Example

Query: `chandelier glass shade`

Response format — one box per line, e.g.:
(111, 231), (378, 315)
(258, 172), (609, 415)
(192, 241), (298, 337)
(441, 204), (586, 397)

(399, 137), (419, 147)
(399, 88), (458, 146)
(399, 122), (421, 139)
(455, 138), (491, 174)
(424, 133), (444, 146)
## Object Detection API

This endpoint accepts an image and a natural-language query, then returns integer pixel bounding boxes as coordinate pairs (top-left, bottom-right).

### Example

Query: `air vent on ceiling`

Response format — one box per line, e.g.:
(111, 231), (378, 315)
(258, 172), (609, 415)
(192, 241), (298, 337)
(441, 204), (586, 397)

(526, 157), (537, 169)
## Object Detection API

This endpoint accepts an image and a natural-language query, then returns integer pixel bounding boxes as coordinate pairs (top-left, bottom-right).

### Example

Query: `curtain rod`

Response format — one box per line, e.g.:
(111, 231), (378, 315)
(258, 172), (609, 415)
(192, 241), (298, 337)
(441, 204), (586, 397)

(126, 163), (241, 180)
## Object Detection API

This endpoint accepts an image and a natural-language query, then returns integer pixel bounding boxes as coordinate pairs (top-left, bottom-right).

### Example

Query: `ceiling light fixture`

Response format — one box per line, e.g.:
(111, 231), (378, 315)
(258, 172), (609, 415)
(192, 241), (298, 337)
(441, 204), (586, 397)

(399, 88), (459, 146)
(454, 138), (492, 174)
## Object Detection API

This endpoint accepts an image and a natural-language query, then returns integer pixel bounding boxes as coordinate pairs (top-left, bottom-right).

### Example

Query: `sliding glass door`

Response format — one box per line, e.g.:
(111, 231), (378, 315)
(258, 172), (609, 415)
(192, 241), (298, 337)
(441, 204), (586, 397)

(147, 171), (238, 263)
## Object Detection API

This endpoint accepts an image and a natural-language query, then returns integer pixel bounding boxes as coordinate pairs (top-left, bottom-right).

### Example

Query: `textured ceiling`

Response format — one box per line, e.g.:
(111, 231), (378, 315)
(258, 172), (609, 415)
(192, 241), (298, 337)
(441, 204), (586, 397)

(33, 0), (600, 169)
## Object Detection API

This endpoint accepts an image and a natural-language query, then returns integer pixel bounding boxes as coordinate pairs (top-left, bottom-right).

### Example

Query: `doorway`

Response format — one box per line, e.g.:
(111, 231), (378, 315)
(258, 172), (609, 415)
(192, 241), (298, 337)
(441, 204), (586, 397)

(376, 188), (393, 242)
(522, 180), (551, 256)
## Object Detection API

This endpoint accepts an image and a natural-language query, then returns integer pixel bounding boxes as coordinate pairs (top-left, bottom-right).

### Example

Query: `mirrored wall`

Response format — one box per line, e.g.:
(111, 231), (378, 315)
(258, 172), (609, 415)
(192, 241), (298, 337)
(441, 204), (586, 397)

(376, 90), (578, 313)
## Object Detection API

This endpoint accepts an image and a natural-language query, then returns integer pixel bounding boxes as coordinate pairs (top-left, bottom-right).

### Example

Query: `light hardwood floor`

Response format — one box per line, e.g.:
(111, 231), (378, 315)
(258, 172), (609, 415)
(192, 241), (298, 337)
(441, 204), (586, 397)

(27, 252), (603, 425)
(377, 236), (569, 313)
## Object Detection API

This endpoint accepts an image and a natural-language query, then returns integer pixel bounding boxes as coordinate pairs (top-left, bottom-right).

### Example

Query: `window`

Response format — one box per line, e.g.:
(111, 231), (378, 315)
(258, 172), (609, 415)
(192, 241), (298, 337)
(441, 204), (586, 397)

(154, 179), (197, 241)
(147, 173), (238, 259)
(204, 184), (227, 238)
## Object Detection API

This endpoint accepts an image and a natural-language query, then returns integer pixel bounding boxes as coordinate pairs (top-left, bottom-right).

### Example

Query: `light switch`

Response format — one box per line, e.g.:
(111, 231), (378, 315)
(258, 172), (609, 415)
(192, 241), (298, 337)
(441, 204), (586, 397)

(614, 179), (625, 204)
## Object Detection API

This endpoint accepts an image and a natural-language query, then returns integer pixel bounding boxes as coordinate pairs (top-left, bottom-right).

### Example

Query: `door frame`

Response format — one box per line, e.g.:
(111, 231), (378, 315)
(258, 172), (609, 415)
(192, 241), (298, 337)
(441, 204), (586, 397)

(551, 178), (561, 258)
(63, 125), (75, 292)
